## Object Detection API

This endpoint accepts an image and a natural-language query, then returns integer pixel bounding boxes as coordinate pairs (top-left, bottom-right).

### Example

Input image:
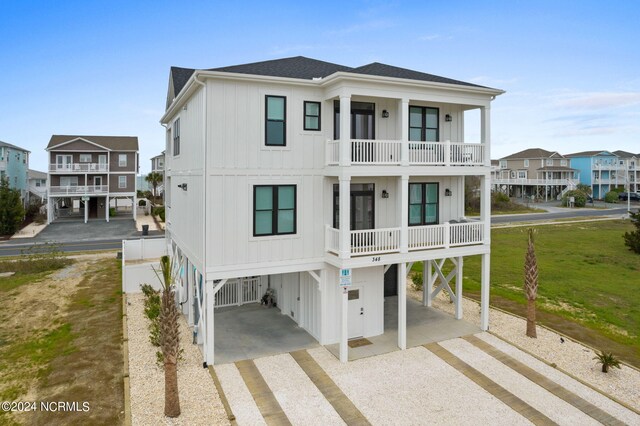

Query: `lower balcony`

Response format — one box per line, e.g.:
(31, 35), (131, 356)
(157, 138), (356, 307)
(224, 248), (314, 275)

(325, 221), (485, 257)
(49, 185), (109, 195)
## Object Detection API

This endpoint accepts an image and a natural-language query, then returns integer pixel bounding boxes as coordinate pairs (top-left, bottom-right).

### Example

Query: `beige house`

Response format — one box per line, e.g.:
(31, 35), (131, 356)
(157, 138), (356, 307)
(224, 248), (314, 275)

(46, 135), (139, 223)
(493, 148), (577, 200)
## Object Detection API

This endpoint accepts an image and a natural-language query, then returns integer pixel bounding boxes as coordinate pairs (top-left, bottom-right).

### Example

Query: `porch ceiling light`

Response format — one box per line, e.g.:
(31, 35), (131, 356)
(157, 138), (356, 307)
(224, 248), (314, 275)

(445, 114), (452, 122)
(382, 110), (390, 118)
(382, 189), (389, 198)
(445, 188), (452, 196)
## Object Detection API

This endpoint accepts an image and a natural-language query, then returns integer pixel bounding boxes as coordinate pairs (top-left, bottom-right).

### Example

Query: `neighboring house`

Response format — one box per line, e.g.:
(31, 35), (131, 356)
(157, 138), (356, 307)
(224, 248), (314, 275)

(0, 140), (30, 204)
(613, 150), (640, 194)
(566, 150), (624, 199)
(28, 169), (48, 203)
(160, 56), (502, 365)
(46, 135), (139, 223)
(149, 151), (165, 196)
(493, 148), (577, 201)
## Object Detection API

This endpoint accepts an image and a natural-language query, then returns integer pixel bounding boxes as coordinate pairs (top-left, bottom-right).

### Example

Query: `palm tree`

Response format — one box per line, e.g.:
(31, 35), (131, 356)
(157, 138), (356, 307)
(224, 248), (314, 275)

(524, 228), (538, 338)
(154, 255), (181, 417)
(593, 350), (622, 373)
(145, 172), (163, 203)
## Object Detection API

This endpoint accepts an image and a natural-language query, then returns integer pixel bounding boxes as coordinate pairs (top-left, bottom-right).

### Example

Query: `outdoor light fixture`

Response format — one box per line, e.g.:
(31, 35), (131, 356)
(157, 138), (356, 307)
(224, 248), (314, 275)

(382, 110), (390, 118)
(382, 189), (389, 198)
(178, 183), (188, 191)
(445, 114), (452, 122)
(445, 188), (452, 196)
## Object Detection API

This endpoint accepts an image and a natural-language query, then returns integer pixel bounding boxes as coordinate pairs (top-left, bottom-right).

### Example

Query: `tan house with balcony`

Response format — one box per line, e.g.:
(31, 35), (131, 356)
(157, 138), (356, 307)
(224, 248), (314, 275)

(46, 135), (139, 223)
(493, 148), (578, 201)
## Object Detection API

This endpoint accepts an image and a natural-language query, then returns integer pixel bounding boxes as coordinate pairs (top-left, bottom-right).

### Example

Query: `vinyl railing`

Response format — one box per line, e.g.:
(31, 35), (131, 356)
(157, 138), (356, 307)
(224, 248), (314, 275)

(214, 277), (261, 308)
(326, 139), (485, 166)
(49, 185), (109, 195)
(351, 227), (401, 255)
(325, 226), (340, 254)
(493, 178), (577, 186)
(49, 163), (109, 172)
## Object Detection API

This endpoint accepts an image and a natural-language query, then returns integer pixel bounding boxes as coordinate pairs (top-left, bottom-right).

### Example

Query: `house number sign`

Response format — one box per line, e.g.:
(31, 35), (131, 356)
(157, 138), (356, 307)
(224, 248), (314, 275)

(339, 268), (352, 287)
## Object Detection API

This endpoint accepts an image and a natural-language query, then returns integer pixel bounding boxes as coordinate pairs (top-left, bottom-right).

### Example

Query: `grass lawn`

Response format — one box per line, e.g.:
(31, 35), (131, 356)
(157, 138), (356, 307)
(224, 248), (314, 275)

(413, 220), (640, 365)
(0, 255), (124, 426)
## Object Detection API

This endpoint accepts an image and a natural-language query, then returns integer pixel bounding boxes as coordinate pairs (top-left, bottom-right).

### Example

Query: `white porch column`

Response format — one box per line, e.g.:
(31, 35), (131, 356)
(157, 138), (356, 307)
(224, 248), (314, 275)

(481, 105), (491, 167)
(425, 259), (432, 306)
(398, 98), (409, 166)
(205, 279), (215, 365)
(398, 262), (407, 350)
(399, 176), (409, 253)
(340, 286), (348, 363)
(47, 197), (53, 224)
(187, 259), (194, 326)
(339, 95), (351, 167)
(105, 196), (110, 222)
(339, 176), (351, 259)
(455, 256), (463, 320)
(480, 175), (491, 245)
(132, 194), (137, 221)
(84, 199), (88, 224)
(480, 253), (490, 331)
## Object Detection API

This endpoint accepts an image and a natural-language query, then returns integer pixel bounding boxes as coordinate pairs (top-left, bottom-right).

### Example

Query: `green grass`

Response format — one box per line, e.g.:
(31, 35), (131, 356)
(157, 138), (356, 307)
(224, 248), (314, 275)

(413, 220), (640, 353)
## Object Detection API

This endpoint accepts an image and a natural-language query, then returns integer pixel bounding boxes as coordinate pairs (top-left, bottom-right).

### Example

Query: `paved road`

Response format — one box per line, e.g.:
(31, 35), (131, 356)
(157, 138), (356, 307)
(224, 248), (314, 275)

(491, 206), (632, 224)
(0, 235), (164, 257)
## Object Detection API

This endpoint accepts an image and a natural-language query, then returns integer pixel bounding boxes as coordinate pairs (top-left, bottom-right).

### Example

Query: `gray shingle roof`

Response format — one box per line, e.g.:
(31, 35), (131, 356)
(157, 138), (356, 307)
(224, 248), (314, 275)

(565, 150), (615, 157)
(47, 135), (139, 151)
(536, 166), (576, 172)
(502, 148), (562, 160)
(0, 140), (30, 152)
(28, 169), (47, 179)
(167, 56), (495, 109)
(613, 150), (637, 158)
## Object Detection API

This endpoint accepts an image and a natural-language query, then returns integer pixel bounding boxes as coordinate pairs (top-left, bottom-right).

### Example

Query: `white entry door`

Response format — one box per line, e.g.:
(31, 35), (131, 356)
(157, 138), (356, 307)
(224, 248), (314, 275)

(348, 287), (364, 338)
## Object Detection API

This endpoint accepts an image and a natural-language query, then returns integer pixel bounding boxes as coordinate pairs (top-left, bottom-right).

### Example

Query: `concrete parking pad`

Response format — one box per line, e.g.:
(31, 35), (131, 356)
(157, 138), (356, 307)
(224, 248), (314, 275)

(31, 218), (139, 243)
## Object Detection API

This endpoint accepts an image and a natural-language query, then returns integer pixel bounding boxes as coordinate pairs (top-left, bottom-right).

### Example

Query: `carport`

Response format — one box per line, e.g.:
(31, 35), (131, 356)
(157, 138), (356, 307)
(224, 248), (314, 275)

(213, 303), (318, 364)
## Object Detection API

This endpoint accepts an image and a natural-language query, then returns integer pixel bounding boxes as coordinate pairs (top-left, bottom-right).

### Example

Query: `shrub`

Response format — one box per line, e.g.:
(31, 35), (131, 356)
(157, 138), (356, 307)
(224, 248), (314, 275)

(562, 190), (586, 207)
(138, 199), (146, 207)
(0, 178), (25, 235)
(109, 207), (117, 217)
(494, 192), (510, 204)
(604, 191), (619, 203)
(411, 271), (423, 291)
(623, 209), (640, 254)
(141, 283), (161, 347)
(152, 206), (165, 222)
(593, 349), (621, 373)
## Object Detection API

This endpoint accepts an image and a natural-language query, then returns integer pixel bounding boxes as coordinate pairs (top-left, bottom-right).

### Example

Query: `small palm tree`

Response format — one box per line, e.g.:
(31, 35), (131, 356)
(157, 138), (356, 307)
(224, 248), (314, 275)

(593, 350), (622, 373)
(145, 172), (163, 202)
(524, 228), (538, 338)
(154, 255), (181, 417)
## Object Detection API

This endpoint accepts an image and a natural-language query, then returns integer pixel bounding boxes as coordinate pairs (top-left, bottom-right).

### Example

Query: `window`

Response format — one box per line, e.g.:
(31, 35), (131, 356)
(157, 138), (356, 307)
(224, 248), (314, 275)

(523, 159), (529, 167)
(409, 183), (438, 226)
(546, 159), (553, 166)
(60, 176), (78, 186)
(80, 154), (91, 163)
(409, 106), (439, 142)
(266, 96), (286, 146)
(518, 171), (527, 179)
(560, 159), (567, 166)
(119, 176), (127, 188)
(173, 118), (180, 156)
(253, 185), (296, 236)
(303, 101), (321, 131)
(119, 154), (127, 167)
(500, 160), (507, 169)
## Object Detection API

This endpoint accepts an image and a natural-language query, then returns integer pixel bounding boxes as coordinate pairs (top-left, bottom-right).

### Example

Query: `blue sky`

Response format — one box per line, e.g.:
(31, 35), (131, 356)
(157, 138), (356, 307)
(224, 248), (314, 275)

(1, 0), (638, 173)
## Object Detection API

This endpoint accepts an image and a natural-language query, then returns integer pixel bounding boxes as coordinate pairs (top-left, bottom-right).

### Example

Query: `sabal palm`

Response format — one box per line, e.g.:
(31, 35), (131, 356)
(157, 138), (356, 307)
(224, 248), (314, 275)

(145, 172), (163, 200)
(524, 228), (538, 338)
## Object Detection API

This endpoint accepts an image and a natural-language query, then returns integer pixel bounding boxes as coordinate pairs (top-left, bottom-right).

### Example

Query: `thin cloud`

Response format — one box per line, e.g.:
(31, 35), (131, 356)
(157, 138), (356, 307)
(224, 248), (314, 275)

(418, 34), (452, 41)
(554, 92), (640, 110)
(468, 75), (519, 86)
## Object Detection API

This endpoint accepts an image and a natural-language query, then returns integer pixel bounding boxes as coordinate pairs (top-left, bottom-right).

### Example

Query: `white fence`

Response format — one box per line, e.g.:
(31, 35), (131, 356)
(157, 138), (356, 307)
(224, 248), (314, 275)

(122, 237), (166, 261)
(215, 277), (262, 308)
(122, 237), (167, 293)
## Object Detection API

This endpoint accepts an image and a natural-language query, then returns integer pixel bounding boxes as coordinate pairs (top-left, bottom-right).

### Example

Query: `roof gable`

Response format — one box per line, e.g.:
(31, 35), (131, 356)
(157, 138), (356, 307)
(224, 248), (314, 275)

(0, 140), (30, 152)
(47, 135), (139, 151)
(566, 150), (616, 158)
(168, 66), (195, 108)
(347, 62), (487, 88)
(502, 148), (562, 160)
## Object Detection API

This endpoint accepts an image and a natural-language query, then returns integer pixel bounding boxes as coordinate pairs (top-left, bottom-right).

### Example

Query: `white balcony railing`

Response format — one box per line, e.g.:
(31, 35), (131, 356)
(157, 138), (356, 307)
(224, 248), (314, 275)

(326, 221), (485, 257)
(49, 163), (109, 172)
(326, 139), (485, 167)
(49, 185), (109, 195)
(492, 178), (576, 186)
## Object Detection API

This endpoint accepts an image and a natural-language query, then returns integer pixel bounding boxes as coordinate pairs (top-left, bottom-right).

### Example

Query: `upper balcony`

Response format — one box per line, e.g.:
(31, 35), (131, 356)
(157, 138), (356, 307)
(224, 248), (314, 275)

(0, 161), (6, 171)
(49, 185), (108, 196)
(49, 163), (109, 173)
(326, 140), (485, 167)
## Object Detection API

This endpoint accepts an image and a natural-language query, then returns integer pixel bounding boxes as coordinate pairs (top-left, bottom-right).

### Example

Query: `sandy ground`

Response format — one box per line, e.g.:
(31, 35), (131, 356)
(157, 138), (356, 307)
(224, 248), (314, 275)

(10, 221), (47, 239)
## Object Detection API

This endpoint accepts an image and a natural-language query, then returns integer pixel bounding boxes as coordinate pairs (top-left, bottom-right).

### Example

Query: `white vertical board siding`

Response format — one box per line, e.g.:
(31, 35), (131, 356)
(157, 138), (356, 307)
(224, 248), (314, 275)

(323, 265), (384, 344)
(300, 272), (321, 340)
(167, 87), (205, 271)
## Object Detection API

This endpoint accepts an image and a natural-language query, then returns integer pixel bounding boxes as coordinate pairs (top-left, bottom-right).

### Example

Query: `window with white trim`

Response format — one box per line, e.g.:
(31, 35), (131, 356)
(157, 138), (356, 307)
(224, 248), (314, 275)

(518, 170), (527, 179)
(500, 160), (507, 169)
(80, 154), (91, 163)
(118, 176), (127, 188)
(546, 159), (553, 166)
(173, 118), (181, 156)
(524, 159), (529, 167)
(119, 154), (127, 167)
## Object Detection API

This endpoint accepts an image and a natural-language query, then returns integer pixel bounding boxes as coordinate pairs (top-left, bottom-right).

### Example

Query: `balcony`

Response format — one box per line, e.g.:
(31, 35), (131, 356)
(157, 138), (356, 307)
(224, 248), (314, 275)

(325, 221), (485, 257)
(49, 163), (109, 173)
(326, 139), (485, 167)
(49, 185), (109, 195)
(492, 178), (577, 186)
(0, 161), (6, 171)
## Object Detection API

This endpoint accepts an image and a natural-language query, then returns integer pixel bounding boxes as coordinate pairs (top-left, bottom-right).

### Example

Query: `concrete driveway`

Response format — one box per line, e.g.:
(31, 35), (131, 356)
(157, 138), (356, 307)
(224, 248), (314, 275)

(32, 218), (139, 243)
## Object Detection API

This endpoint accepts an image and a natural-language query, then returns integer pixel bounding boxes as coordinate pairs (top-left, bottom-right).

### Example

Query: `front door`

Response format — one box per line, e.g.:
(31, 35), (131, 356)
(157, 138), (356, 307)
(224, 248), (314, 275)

(98, 155), (107, 171)
(347, 287), (364, 338)
(333, 183), (375, 230)
(56, 155), (72, 171)
(94, 176), (103, 191)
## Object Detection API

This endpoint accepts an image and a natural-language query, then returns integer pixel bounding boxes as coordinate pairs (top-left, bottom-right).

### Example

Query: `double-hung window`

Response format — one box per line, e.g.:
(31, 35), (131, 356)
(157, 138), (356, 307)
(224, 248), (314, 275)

(409, 183), (438, 226)
(254, 185), (296, 236)
(119, 176), (127, 188)
(119, 154), (127, 167)
(523, 159), (529, 167)
(266, 96), (286, 146)
(80, 154), (91, 163)
(303, 101), (321, 131)
(173, 118), (180, 156)
(409, 106), (439, 142)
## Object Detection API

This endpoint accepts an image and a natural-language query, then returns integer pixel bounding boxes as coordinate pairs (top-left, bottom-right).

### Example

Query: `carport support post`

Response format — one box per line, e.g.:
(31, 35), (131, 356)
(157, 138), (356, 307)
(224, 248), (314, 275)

(84, 199), (88, 224)
(340, 287), (348, 363)
(398, 262), (407, 350)
(455, 256), (463, 320)
(425, 260), (433, 307)
(480, 253), (490, 330)
(105, 196), (109, 222)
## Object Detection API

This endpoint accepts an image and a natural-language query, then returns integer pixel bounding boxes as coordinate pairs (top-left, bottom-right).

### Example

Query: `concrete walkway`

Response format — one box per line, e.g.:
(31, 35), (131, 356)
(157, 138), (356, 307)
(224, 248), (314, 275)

(213, 334), (638, 425)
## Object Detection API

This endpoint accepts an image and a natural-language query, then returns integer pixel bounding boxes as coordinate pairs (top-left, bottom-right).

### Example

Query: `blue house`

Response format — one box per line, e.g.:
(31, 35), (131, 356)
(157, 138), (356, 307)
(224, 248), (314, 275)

(0, 140), (30, 203)
(566, 150), (624, 199)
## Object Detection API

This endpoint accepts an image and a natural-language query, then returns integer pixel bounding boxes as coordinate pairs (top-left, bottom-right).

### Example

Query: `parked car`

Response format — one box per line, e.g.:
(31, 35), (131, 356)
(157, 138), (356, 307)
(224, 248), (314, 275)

(618, 192), (640, 201)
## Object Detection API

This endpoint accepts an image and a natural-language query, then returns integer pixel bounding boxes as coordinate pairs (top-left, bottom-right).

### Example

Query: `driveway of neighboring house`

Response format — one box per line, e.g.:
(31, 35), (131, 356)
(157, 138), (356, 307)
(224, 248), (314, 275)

(31, 218), (139, 243)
